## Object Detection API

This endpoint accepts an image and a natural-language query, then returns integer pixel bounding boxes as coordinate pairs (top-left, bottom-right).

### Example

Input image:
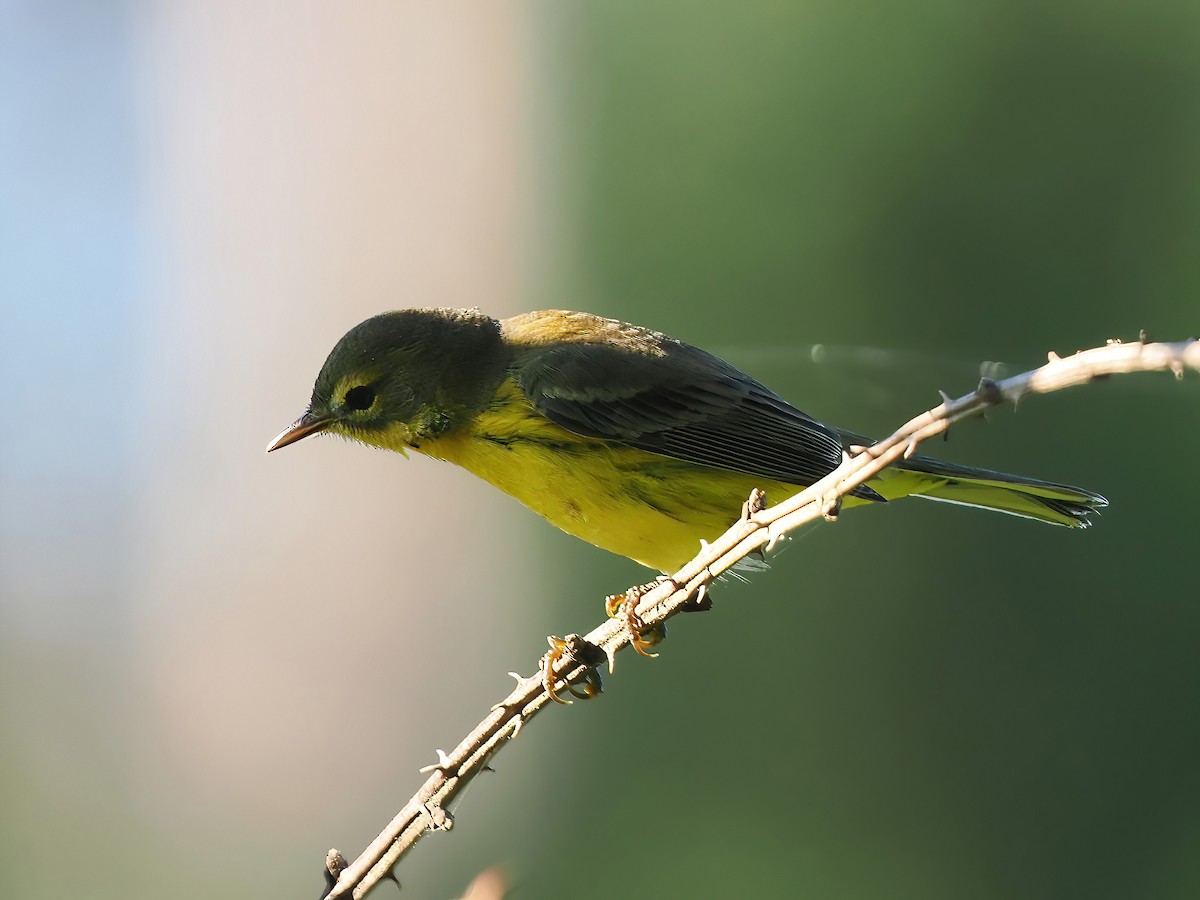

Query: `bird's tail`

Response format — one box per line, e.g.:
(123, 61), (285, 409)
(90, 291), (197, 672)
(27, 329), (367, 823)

(871, 454), (1108, 527)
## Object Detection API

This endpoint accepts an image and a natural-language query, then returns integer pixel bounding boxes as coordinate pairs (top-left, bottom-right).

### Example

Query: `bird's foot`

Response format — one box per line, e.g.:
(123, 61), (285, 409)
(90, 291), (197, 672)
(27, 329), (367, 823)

(741, 487), (767, 520)
(605, 580), (669, 657)
(820, 492), (842, 521)
(540, 634), (604, 704)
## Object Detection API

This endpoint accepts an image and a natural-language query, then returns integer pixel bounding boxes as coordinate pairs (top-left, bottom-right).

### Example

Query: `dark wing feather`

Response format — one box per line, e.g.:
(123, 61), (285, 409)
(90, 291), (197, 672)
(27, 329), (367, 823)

(510, 318), (881, 501)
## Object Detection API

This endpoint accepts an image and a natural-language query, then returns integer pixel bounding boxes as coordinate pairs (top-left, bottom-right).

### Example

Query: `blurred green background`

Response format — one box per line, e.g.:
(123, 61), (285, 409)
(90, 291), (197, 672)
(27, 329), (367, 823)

(2, 1), (1198, 898)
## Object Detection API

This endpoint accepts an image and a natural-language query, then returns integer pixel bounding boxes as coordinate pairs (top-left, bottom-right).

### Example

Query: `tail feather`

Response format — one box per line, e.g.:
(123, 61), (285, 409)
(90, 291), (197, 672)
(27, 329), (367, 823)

(873, 454), (1108, 528)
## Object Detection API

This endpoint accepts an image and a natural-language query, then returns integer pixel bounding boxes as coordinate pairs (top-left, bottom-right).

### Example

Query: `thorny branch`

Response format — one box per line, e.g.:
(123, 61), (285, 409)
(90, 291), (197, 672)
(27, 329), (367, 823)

(319, 335), (1199, 899)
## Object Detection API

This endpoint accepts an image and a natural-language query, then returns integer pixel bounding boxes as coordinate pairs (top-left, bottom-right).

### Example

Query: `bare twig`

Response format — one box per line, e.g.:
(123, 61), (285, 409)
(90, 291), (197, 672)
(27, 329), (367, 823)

(319, 336), (1198, 899)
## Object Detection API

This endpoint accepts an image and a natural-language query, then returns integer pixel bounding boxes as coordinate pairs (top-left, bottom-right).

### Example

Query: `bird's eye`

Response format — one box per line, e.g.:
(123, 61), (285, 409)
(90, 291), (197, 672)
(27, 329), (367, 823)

(343, 385), (376, 411)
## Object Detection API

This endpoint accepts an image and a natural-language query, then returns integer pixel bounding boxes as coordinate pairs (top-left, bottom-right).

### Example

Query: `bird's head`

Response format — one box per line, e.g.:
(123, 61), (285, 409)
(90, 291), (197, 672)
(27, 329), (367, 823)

(267, 308), (507, 454)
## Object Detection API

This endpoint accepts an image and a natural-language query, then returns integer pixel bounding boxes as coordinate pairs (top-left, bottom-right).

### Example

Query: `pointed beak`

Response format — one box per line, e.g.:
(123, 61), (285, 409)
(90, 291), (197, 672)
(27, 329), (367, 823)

(266, 413), (333, 452)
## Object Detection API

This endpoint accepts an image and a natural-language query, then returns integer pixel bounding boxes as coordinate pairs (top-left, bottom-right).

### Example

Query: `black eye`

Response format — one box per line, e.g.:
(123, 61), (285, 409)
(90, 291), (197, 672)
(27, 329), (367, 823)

(343, 385), (376, 411)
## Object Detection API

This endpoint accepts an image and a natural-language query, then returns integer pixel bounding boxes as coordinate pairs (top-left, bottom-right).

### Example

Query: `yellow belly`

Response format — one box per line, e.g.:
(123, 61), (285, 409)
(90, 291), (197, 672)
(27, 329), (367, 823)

(405, 382), (808, 571)
(431, 437), (793, 571)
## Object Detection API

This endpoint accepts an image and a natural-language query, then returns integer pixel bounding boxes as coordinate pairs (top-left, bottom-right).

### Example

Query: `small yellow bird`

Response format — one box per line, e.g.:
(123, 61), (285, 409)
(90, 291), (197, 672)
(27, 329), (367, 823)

(268, 308), (1105, 572)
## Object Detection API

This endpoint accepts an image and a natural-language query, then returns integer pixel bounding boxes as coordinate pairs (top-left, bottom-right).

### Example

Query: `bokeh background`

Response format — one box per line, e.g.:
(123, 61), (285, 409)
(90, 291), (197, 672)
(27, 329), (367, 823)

(2, 1), (1198, 898)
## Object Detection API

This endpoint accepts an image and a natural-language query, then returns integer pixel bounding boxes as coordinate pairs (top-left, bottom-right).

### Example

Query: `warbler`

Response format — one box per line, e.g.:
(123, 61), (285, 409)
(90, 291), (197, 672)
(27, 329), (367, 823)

(267, 308), (1106, 572)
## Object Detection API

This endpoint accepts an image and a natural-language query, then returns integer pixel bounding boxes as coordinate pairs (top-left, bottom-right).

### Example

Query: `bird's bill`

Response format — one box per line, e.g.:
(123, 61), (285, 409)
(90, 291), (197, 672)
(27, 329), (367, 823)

(266, 414), (332, 452)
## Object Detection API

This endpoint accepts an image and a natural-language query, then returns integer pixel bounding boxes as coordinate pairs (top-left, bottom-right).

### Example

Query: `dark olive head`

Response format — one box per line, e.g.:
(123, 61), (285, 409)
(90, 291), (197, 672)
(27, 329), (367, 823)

(267, 308), (508, 453)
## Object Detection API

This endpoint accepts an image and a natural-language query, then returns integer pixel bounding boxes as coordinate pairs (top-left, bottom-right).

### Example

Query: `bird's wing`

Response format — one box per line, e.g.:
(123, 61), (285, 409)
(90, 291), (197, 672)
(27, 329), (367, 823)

(506, 312), (880, 498)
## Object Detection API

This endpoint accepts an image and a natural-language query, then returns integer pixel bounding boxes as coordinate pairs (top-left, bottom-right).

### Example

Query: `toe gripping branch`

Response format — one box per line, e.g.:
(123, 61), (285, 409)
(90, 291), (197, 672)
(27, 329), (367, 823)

(541, 574), (684, 703)
(539, 487), (778, 705)
(605, 581), (670, 658)
(541, 634), (607, 704)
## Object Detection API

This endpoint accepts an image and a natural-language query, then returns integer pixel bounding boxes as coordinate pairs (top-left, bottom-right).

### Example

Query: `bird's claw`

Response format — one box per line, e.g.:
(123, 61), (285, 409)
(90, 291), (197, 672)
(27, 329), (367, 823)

(605, 583), (666, 657)
(741, 488), (767, 520)
(821, 492), (842, 521)
(541, 634), (604, 703)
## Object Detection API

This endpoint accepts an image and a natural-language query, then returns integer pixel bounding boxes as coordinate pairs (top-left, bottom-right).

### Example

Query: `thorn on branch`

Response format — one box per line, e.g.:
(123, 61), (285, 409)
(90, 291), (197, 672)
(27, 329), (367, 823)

(418, 748), (455, 774)
(682, 581), (713, 612)
(492, 669), (543, 716)
(764, 528), (787, 555)
(603, 641), (618, 675)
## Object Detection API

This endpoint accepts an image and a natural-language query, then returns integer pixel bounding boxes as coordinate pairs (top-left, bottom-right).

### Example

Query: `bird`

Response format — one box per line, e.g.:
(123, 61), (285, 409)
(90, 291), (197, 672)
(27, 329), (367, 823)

(267, 307), (1106, 577)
